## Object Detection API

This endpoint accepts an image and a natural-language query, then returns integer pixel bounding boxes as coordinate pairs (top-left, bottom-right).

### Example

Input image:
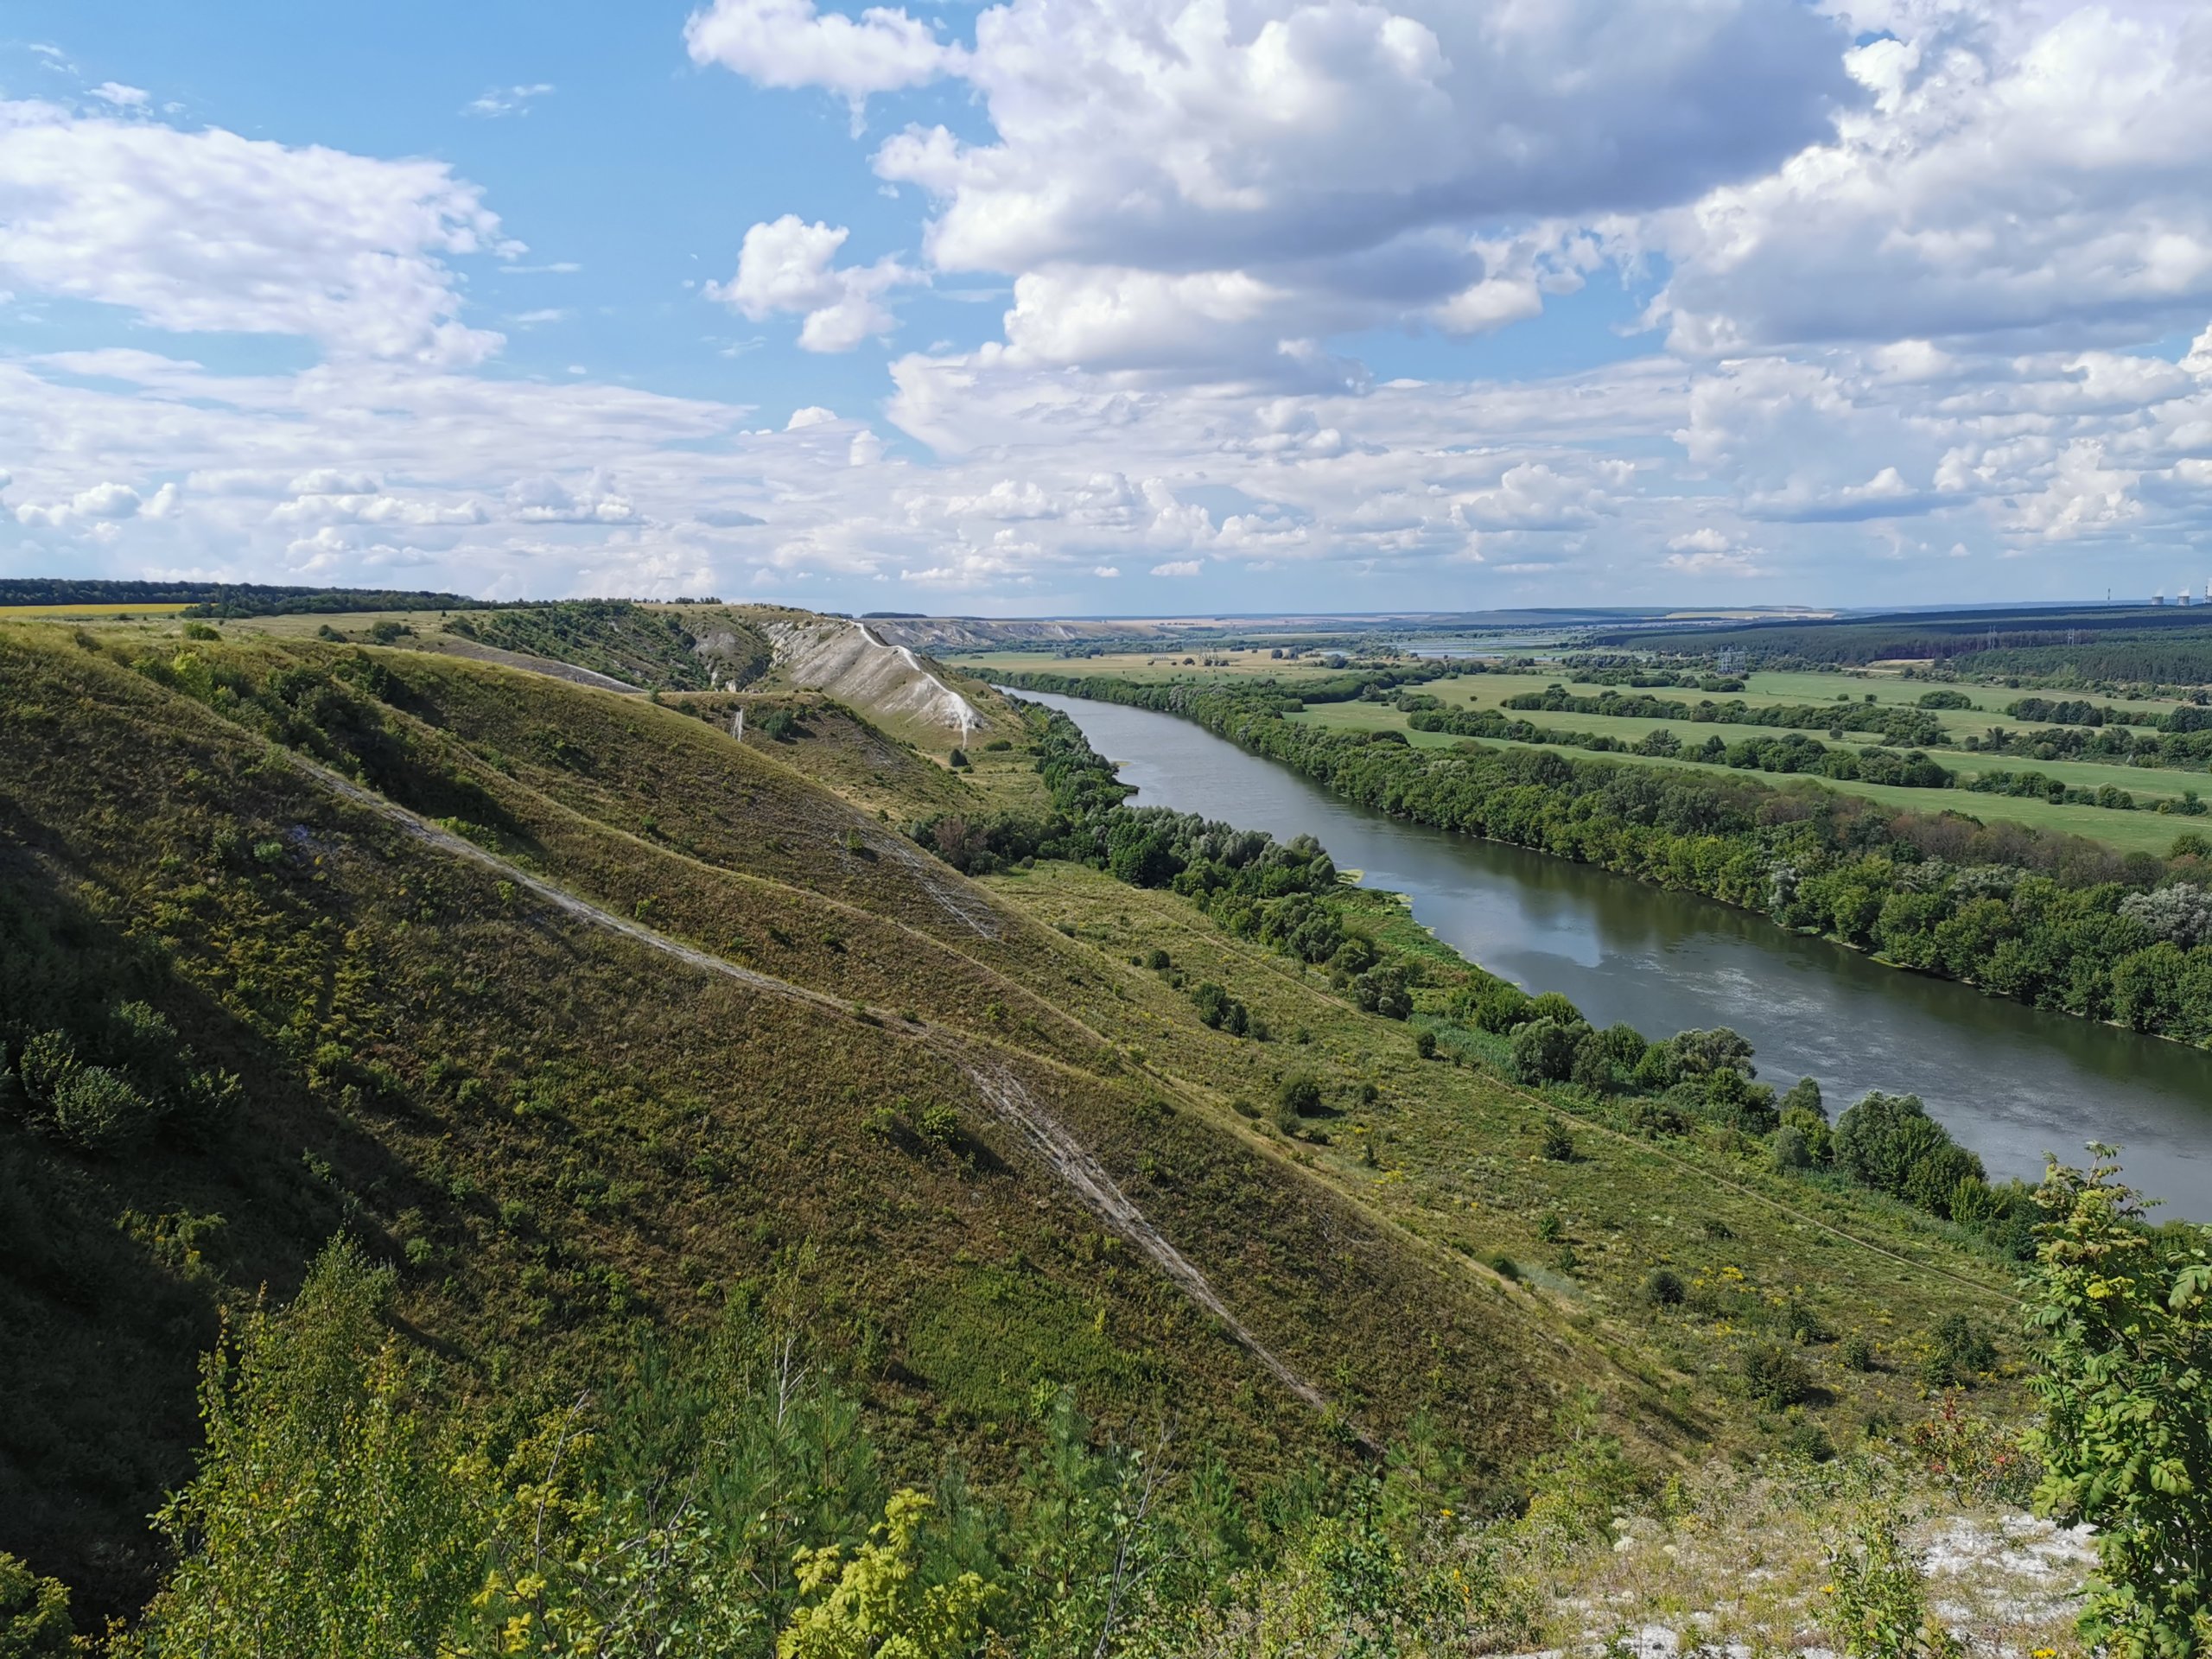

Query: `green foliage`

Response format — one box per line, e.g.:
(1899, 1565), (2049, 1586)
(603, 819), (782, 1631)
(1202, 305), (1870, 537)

(2026, 1154), (2212, 1659)
(0, 1553), (71, 1657)
(1821, 1506), (1962, 1659)
(1643, 1268), (1686, 1306)
(1920, 1313), (1995, 1387)
(1742, 1343), (1814, 1408)
(1508, 1019), (1583, 1085)
(996, 668), (2212, 1044)
(49, 1065), (159, 1154)
(130, 1241), (480, 1659)
(779, 1491), (994, 1659)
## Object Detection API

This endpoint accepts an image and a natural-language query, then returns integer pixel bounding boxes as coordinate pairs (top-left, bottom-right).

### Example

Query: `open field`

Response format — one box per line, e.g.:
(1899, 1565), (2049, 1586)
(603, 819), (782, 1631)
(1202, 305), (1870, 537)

(950, 645), (1360, 681)
(1284, 699), (2199, 855)
(0, 601), (192, 619)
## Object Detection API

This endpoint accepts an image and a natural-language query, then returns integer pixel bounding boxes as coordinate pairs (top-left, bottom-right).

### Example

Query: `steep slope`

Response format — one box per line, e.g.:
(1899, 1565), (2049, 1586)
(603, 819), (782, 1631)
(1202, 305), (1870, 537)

(755, 613), (1009, 748)
(0, 626), (1592, 1618)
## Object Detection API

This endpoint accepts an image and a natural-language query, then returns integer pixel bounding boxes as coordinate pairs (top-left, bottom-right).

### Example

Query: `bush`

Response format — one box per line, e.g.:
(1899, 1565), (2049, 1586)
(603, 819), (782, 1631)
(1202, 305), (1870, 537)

(1275, 1073), (1324, 1118)
(1470, 982), (1533, 1033)
(52, 1065), (162, 1153)
(1539, 1118), (1577, 1161)
(2027, 1156), (2212, 1659)
(0, 1552), (72, 1656)
(1920, 1313), (1994, 1386)
(1413, 1027), (1437, 1059)
(1192, 982), (1232, 1027)
(1528, 990), (1581, 1026)
(1742, 1342), (1814, 1408)
(1643, 1268), (1687, 1306)
(1840, 1334), (1878, 1372)
(1772, 1124), (1815, 1171)
(15, 1030), (78, 1103)
(1781, 1075), (1825, 1120)
(1508, 1018), (1583, 1085)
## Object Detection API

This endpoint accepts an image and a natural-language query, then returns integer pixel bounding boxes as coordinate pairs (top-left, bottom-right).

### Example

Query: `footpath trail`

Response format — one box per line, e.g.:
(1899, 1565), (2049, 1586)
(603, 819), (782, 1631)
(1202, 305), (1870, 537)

(284, 752), (1336, 1421)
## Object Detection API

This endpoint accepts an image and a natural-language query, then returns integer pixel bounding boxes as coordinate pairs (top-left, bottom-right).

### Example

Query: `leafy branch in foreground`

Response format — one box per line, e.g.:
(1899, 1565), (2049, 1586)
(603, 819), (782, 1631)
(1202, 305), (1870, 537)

(2027, 1152), (2212, 1659)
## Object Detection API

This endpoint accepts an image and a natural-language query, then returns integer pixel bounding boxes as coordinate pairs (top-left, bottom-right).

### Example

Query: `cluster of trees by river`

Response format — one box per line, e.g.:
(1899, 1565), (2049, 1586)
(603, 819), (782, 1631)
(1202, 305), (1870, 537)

(993, 671), (2212, 1047)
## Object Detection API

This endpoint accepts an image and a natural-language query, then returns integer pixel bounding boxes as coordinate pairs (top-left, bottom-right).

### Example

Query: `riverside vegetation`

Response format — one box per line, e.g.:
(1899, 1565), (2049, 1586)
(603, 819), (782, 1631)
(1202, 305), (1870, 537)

(993, 669), (2212, 1046)
(0, 602), (2207, 1656)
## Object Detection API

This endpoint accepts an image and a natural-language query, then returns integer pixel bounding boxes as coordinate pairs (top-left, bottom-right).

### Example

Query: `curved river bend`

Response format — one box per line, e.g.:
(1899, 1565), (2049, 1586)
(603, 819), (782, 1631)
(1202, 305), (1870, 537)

(1014, 689), (2212, 1219)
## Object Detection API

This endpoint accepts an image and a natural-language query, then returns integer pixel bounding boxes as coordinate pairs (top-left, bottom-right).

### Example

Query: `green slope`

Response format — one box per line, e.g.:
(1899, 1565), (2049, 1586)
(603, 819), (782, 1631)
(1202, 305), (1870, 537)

(2, 626), (1604, 1618)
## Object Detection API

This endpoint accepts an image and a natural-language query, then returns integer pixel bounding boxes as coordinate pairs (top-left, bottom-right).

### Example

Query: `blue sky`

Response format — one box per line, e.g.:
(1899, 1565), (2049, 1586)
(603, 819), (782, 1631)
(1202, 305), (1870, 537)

(3, 0), (2211, 613)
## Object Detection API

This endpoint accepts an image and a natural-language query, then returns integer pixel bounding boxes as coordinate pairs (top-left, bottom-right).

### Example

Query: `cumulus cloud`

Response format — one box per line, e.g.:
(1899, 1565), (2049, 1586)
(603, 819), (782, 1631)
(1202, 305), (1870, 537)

(90, 82), (148, 109)
(0, 98), (508, 363)
(1149, 558), (1202, 577)
(505, 472), (642, 524)
(692, 0), (1846, 380)
(683, 0), (963, 118)
(1649, 3), (2212, 352)
(708, 215), (918, 350)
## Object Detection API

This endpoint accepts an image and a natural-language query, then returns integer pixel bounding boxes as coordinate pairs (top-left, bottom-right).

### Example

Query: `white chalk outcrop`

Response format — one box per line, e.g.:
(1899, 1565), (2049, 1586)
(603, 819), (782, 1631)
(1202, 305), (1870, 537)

(765, 617), (982, 741)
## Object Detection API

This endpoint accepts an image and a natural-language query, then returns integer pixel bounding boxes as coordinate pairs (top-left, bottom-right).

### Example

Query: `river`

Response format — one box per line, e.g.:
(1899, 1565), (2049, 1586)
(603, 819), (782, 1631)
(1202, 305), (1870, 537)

(1014, 688), (2212, 1219)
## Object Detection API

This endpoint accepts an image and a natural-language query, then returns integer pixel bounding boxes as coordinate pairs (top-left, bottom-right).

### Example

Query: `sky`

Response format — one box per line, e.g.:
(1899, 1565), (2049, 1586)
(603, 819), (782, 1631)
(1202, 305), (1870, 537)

(3, 0), (2212, 614)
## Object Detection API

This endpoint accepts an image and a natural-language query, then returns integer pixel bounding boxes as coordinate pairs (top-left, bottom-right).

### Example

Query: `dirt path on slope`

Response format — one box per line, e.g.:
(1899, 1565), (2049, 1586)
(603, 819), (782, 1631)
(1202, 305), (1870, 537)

(284, 753), (1335, 1420)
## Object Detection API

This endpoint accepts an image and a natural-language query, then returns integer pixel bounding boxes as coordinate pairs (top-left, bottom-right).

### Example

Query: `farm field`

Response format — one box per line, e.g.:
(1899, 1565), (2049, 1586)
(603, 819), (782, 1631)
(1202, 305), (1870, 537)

(0, 601), (191, 619)
(1285, 698), (2199, 855)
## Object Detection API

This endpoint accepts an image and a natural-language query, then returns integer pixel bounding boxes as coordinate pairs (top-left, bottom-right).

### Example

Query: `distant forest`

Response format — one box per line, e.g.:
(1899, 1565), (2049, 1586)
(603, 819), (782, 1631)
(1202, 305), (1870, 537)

(1599, 604), (2212, 682)
(0, 579), (486, 617)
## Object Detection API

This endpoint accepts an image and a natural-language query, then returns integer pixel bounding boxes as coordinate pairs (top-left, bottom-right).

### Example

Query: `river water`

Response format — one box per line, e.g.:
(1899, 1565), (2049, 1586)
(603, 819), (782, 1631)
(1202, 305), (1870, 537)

(1014, 689), (2212, 1218)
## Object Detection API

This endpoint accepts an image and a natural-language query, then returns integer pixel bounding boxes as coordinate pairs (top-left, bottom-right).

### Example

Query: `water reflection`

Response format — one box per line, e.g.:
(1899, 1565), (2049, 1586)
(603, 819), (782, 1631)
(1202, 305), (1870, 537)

(1014, 688), (2212, 1217)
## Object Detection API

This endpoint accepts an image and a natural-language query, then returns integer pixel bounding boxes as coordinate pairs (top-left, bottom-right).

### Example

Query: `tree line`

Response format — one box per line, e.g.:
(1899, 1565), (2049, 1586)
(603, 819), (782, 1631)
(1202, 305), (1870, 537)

(994, 672), (2212, 1046)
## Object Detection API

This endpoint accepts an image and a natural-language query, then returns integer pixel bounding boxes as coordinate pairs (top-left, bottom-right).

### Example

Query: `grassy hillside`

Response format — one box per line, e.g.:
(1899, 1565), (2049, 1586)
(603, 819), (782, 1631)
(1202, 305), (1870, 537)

(1, 625), (1607, 1619)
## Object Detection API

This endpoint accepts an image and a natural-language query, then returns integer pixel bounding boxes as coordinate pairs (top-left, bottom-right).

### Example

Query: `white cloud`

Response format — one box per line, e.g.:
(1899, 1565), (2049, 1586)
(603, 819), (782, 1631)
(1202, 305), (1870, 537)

(785, 405), (838, 429)
(15, 479), (149, 528)
(504, 472), (641, 524)
(0, 99), (509, 364)
(1649, 4), (2212, 352)
(683, 0), (963, 118)
(709, 215), (918, 351)
(692, 0), (1844, 381)
(1149, 558), (1202, 577)
(90, 82), (148, 109)
(1662, 531), (1770, 577)
(1092, 564), (1120, 577)
(464, 84), (555, 118)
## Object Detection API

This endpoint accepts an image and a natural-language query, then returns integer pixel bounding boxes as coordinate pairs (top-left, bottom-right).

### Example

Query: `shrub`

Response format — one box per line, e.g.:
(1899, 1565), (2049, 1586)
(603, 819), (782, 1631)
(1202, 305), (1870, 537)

(1528, 990), (1581, 1026)
(1470, 982), (1533, 1033)
(1539, 1118), (1577, 1161)
(915, 1103), (962, 1150)
(1275, 1073), (1324, 1118)
(1920, 1313), (1994, 1386)
(1192, 982), (1232, 1027)
(53, 1065), (162, 1153)
(1508, 1018), (1582, 1085)
(2027, 1155), (2212, 1659)
(1643, 1268), (1687, 1306)
(1772, 1124), (1815, 1171)
(1742, 1342), (1814, 1408)
(1145, 948), (1171, 971)
(1781, 1075), (1826, 1120)
(15, 1030), (78, 1103)
(1840, 1334), (1878, 1372)
(947, 747), (969, 769)
(1489, 1254), (1521, 1281)
(1822, 1507), (1961, 1659)
(1413, 1028), (1437, 1060)
(0, 1551), (72, 1656)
